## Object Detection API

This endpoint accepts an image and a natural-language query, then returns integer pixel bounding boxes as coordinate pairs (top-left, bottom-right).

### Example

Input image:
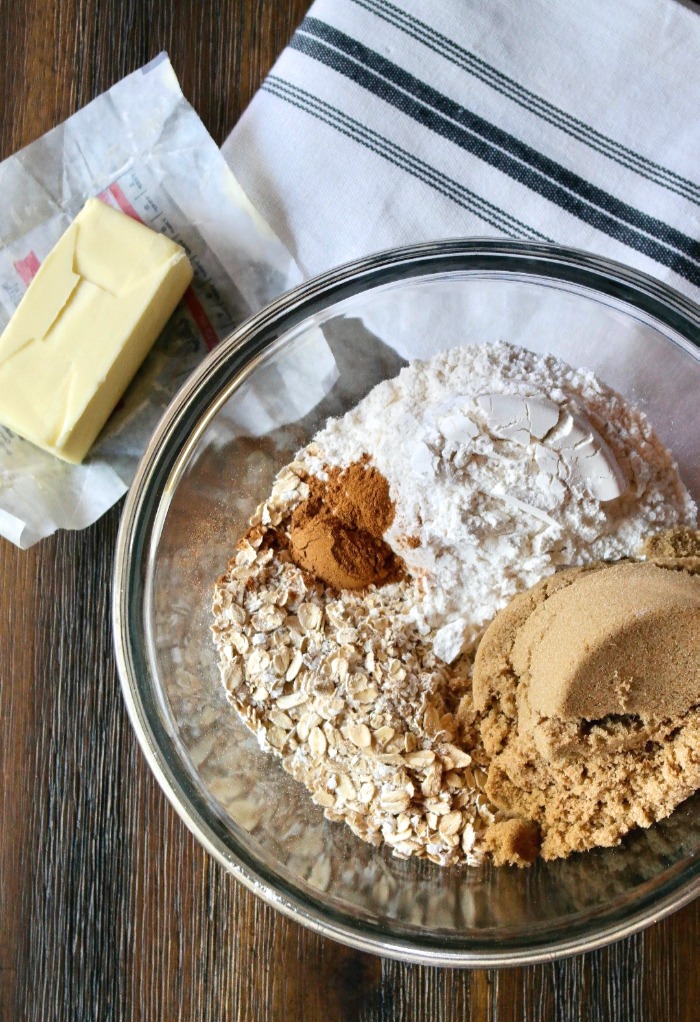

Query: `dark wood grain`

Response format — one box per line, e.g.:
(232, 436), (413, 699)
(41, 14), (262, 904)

(1, 1), (699, 1020)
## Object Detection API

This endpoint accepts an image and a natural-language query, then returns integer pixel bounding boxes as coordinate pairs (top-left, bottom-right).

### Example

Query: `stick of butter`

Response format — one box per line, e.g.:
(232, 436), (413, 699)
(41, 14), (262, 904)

(0, 198), (193, 463)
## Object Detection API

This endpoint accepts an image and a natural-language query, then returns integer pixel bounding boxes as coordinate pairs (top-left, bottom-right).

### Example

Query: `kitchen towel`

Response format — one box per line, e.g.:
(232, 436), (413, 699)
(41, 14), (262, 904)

(222, 0), (700, 302)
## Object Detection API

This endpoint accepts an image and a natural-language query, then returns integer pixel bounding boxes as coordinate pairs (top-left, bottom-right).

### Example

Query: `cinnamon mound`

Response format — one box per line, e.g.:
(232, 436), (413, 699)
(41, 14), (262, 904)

(288, 459), (404, 590)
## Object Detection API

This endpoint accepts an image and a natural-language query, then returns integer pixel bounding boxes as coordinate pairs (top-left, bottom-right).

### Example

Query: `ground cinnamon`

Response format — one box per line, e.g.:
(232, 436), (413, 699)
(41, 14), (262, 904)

(288, 458), (404, 590)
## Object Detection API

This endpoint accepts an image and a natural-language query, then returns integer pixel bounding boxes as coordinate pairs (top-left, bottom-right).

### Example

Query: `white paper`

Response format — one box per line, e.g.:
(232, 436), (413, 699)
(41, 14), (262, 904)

(0, 54), (302, 548)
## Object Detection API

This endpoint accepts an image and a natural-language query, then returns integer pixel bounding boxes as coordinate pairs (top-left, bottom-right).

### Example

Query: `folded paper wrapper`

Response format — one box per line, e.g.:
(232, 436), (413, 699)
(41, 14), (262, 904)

(0, 54), (305, 548)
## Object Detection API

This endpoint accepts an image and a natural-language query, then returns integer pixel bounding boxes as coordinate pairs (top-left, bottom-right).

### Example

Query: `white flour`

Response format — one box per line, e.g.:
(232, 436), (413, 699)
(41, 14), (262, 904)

(300, 342), (696, 661)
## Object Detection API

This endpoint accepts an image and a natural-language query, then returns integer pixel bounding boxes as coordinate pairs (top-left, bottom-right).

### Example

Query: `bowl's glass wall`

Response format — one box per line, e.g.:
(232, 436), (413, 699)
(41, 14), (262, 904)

(139, 264), (699, 956)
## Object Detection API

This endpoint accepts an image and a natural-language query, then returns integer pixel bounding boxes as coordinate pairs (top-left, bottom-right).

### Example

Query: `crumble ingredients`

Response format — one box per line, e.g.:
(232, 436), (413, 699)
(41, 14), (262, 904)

(212, 343), (697, 867)
(212, 468), (497, 867)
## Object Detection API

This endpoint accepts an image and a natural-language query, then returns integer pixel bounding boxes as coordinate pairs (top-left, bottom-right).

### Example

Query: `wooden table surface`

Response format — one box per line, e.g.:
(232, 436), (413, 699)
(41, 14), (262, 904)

(0, 1), (698, 1019)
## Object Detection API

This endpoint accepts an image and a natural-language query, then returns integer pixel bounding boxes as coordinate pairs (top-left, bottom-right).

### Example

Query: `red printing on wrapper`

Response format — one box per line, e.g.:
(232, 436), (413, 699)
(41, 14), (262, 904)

(184, 288), (219, 351)
(98, 182), (142, 222)
(14, 251), (41, 285)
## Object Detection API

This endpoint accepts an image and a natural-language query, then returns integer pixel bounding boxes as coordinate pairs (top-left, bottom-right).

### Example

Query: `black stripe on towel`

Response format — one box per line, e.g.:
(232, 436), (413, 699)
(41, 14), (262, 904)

(264, 76), (552, 240)
(290, 22), (700, 285)
(350, 0), (700, 205)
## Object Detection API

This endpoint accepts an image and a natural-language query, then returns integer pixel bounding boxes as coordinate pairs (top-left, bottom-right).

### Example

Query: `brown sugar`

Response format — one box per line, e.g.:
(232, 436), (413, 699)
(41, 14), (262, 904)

(485, 818), (541, 868)
(288, 459), (404, 590)
(641, 525), (700, 560)
(472, 529), (700, 865)
(513, 561), (700, 721)
(641, 525), (700, 572)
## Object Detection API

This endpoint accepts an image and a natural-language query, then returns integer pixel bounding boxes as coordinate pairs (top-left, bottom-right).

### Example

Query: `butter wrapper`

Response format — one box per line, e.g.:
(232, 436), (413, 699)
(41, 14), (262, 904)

(0, 55), (303, 547)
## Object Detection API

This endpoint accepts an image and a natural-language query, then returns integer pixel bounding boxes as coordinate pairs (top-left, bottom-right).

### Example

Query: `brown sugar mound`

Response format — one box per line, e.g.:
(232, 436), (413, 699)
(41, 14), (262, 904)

(515, 561), (700, 722)
(288, 459), (404, 590)
(472, 530), (700, 865)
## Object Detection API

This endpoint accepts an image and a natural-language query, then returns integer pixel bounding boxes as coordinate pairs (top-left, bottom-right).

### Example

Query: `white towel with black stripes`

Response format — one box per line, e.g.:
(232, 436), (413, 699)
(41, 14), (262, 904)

(222, 0), (700, 302)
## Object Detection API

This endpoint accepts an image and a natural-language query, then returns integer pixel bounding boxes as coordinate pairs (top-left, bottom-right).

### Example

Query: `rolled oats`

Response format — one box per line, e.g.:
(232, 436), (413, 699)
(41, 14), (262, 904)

(346, 722), (372, 748)
(308, 726), (327, 757)
(211, 467), (501, 867)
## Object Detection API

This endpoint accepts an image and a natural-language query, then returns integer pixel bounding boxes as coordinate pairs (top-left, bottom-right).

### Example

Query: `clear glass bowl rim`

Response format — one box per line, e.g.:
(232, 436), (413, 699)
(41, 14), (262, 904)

(113, 238), (700, 967)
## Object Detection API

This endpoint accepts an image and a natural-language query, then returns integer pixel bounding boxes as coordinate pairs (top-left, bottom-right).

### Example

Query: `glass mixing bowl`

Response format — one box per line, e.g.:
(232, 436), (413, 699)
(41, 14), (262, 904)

(113, 240), (700, 966)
